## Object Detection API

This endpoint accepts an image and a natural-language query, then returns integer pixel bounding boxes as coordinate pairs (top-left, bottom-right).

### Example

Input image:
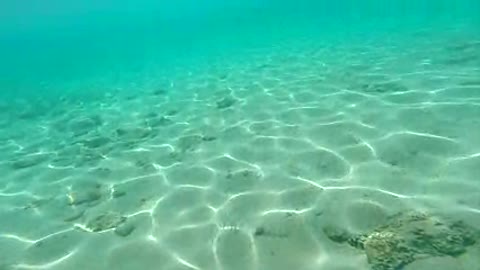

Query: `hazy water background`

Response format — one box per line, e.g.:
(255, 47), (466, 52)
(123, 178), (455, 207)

(1, 1), (479, 99)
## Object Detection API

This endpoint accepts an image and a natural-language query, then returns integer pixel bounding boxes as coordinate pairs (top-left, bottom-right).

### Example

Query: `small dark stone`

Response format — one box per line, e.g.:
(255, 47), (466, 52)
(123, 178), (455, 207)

(216, 97), (236, 109)
(146, 116), (174, 127)
(113, 190), (127, 198)
(68, 190), (102, 206)
(166, 110), (178, 116)
(86, 212), (126, 232)
(323, 225), (351, 243)
(114, 222), (135, 237)
(202, 135), (217, 142)
(177, 135), (203, 152)
(254, 227), (266, 237)
(10, 154), (49, 169)
(359, 81), (408, 94)
(91, 167), (112, 177)
(81, 137), (111, 149)
(152, 89), (167, 96)
(145, 112), (158, 118)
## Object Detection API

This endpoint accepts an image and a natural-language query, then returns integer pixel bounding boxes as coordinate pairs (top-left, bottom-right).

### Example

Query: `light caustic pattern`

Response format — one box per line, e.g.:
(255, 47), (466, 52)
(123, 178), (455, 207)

(1, 27), (480, 270)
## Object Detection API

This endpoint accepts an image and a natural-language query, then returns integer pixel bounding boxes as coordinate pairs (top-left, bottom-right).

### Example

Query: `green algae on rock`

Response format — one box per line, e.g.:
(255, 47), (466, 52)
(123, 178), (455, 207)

(324, 211), (477, 270)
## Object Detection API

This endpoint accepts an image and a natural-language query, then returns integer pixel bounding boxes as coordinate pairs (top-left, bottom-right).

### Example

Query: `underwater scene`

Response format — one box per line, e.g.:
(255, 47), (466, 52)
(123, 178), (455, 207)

(1, 1), (480, 269)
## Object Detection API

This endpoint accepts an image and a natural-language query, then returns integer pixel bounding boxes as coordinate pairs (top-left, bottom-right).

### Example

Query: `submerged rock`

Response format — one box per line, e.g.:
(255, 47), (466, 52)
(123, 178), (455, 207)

(358, 81), (408, 94)
(69, 116), (103, 136)
(86, 212), (127, 232)
(177, 135), (204, 152)
(80, 136), (111, 149)
(216, 97), (236, 109)
(116, 127), (152, 141)
(67, 190), (102, 206)
(145, 116), (174, 128)
(114, 222), (136, 237)
(152, 89), (167, 96)
(10, 154), (50, 170)
(324, 211), (478, 270)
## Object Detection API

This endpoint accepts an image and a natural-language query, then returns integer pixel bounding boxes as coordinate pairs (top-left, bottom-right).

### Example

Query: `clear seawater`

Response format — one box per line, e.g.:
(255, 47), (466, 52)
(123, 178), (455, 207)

(1, 1), (480, 270)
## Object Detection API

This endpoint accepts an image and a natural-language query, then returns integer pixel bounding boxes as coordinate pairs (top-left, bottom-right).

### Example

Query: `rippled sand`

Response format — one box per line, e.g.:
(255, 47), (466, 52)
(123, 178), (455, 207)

(1, 26), (480, 270)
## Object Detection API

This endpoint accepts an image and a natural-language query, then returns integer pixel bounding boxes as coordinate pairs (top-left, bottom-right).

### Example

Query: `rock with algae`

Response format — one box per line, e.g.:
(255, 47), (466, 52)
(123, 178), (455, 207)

(86, 212), (127, 232)
(324, 211), (477, 270)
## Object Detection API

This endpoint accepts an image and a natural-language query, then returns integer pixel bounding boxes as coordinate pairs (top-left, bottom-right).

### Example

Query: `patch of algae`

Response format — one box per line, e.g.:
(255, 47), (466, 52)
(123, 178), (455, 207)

(324, 211), (477, 270)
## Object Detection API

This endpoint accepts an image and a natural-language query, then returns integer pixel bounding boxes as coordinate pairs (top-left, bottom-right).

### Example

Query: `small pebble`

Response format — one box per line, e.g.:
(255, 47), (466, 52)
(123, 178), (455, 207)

(113, 190), (126, 198)
(115, 223), (135, 237)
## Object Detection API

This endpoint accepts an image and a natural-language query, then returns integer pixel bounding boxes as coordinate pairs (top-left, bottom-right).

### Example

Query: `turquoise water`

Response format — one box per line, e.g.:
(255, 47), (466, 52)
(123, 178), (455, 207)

(1, 1), (480, 270)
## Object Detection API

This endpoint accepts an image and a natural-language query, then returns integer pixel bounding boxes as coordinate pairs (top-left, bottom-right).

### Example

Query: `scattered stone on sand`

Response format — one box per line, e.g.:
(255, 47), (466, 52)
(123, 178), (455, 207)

(254, 226), (266, 237)
(75, 149), (106, 167)
(226, 169), (261, 181)
(358, 81), (408, 94)
(116, 127), (152, 141)
(146, 116), (174, 128)
(216, 96), (236, 109)
(166, 109), (178, 116)
(23, 198), (52, 210)
(322, 225), (351, 243)
(145, 112), (159, 118)
(177, 135), (204, 152)
(64, 209), (85, 222)
(252, 225), (288, 238)
(323, 211), (477, 270)
(86, 212), (127, 232)
(220, 169), (262, 193)
(80, 136), (111, 149)
(67, 189), (102, 206)
(202, 135), (217, 142)
(112, 189), (127, 198)
(90, 167), (112, 177)
(10, 154), (49, 170)
(152, 89), (167, 96)
(114, 222), (136, 237)
(69, 116), (103, 136)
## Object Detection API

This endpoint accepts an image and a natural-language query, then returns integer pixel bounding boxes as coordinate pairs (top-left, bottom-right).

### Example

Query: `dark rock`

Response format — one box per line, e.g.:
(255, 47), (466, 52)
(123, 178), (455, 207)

(216, 97), (236, 109)
(86, 212), (126, 232)
(90, 167), (112, 177)
(69, 116), (102, 136)
(112, 190), (127, 198)
(116, 127), (152, 140)
(359, 81), (408, 94)
(67, 190), (102, 206)
(146, 116), (174, 127)
(166, 110), (178, 116)
(202, 135), (217, 142)
(323, 225), (351, 243)
(114, 222), (135, 237)
(177, 135), (203, 152)
(81, 137), (111, 149)
(330, 211), (478, 270)
(10, 154), (49, 169)
(23, 198), (52, 210)
(152, 89), (167, 96)
(254, 226), (266, 237)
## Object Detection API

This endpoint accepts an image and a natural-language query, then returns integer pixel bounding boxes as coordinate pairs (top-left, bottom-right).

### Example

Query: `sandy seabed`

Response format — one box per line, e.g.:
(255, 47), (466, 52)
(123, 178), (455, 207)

(1, 25), (480, 270)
